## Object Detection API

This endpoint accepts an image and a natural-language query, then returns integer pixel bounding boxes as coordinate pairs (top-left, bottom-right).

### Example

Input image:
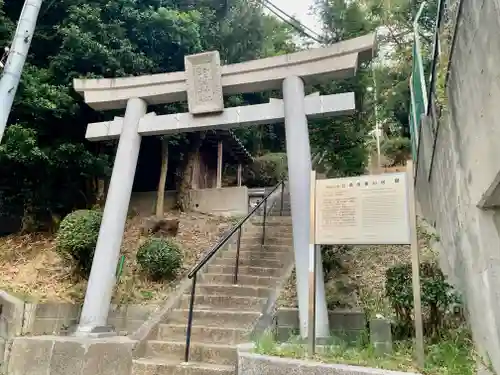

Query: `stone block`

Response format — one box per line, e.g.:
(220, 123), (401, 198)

(82, 340), (135, 375)
(189, 187), (249, 217)
(275, 308), (365, 342)
(50, 340), (86, 375)
(7, 335), (136, 375)
(29, 318), (79, 335)
(34, 303), (80, 319)
(0, 291), (25, 338)
(185, 51), (224, 115)
(8, 336), (54, 375)
(329, 310), (366, 331)
(369, 318), (392, 355)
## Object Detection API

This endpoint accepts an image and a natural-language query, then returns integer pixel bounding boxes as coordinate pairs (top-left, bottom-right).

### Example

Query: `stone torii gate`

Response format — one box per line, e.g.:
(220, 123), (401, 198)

(73, 33), (376, 338)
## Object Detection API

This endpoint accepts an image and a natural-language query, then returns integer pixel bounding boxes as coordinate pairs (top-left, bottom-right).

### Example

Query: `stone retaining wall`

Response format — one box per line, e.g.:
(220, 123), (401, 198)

(237, 343), (421, 375)
(0, 290), (159, 369)
(0, 296), (159, 338)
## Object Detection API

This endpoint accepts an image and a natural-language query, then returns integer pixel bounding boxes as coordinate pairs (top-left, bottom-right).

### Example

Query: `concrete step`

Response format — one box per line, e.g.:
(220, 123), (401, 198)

(268, 211), (291, 217)
(240, 237), (293, 246)
(132, 358), (234, 375)
(206, 264), (282, 277)
(180, 294), (266, 310)
(158, 323), (249, 344)
(201, 273), (281, 287)
(221, 250), (291, 261)
(250, 217), (292, 226)
(242, 231), (293, 239)
(211, 257), (285, 268)
(196, 284), (272, 298)
(243, 233), (293, 240)
(145, 340), (237, 366)
(240, 234), (294, 243)
(166, 308), (260, 328)
(237, 244), (292, 253)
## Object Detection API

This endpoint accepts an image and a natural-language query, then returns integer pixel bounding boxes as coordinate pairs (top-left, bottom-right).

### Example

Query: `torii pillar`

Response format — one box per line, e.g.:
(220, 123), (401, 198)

(283, 76), (329, 337)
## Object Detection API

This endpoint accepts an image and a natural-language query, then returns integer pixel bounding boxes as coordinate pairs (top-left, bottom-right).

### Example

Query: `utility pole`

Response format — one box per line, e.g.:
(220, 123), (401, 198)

(0, 0), (43, 143)
(373, 67), (381, 170)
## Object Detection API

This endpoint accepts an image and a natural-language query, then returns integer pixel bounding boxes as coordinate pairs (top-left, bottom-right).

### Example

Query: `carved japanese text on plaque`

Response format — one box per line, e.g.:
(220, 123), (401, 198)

(315, 173), (411, 245)
(185, 51), (224, 115)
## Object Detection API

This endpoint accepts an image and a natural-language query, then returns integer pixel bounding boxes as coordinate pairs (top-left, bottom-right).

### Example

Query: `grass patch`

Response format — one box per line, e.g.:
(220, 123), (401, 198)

(253, 328), (476, 375)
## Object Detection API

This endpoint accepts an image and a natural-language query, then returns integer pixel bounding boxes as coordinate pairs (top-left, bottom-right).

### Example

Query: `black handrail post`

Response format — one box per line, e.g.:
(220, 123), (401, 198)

(262, 199), (267, 246)
(280, 181), (285, 216)
(184, 273), (197, 363)
(234, 227), (242, 284)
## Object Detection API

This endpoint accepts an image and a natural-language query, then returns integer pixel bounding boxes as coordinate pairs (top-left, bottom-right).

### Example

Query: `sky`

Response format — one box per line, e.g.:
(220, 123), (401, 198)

(269, 0), (322, 36)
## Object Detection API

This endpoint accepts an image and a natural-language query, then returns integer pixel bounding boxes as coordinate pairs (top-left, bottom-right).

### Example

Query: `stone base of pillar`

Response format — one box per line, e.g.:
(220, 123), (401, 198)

(72, 324), (116, 338)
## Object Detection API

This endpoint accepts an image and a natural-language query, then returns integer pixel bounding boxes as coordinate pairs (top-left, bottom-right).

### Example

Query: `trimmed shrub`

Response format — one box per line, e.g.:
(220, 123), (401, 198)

(385, 262), (462, 340)
(56, 209), (103, 277)
(244, 152), (287, 187)
(136, 237), (183, 281)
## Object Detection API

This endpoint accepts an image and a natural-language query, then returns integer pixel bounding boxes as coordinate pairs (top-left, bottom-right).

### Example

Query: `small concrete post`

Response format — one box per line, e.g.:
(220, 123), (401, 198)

(370, 318), (393, 356)
(282, 76), (329, 338)
(76, 97), (147, 334)
(237, 163), (243, 187)
(217, 141), (223, 188)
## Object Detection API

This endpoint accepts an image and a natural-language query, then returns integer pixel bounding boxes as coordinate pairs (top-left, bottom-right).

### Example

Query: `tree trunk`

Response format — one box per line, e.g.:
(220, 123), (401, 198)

(156, 138), (169, 218)
(20, 203), (36, 233)
(177, 133), (205, 211)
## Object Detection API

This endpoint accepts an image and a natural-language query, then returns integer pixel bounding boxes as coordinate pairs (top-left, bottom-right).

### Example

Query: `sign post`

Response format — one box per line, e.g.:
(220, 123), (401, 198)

(308, 163), (424, 365)
(407, 160), (424, 367)
(308, 170), (317, 356)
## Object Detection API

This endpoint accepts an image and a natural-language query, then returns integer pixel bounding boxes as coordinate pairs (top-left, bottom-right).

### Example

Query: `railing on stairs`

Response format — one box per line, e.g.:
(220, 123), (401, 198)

(184, 180), (286, 362)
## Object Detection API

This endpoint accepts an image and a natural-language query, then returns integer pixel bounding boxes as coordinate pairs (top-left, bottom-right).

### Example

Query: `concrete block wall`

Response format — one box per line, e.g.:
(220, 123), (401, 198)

(130, 187), (250, 217)
(0, 290), (159, 337)
(129, 191), (177, 216)
(274, 308), (365, 342)
(415, 0), (500, 370)
(189, 186), (249, 216)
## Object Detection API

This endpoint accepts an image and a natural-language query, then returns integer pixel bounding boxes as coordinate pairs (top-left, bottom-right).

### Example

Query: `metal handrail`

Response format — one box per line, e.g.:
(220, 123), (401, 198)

(184, 180), (286, 362)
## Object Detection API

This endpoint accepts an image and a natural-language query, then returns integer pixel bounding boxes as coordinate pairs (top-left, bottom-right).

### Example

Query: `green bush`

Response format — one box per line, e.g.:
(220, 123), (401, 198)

(385, 262), (462, 340)
(56, 209), (103, 277)
(381, 137), (411, 166)
(244, 152), (287, 187)
(136, 237), (183, 281)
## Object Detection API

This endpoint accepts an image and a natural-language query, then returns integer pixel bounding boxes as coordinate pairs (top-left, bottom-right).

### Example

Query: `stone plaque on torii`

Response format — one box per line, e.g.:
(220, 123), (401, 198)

(73, 33), (376, 338)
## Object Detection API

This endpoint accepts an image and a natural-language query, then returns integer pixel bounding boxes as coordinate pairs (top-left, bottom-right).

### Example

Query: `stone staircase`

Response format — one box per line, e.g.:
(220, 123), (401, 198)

(132, 215), (294, 375)
(268, 195), (291, 217)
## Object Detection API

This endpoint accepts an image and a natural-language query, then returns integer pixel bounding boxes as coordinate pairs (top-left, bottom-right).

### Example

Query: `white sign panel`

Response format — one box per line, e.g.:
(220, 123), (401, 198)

(315, 173), (411, 245)
(185, 51), (224, 115)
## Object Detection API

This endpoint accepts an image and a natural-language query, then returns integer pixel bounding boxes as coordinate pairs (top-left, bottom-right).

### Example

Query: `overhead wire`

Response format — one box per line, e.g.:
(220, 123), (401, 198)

(254, 0), (326, 44)
(262, 0), (325, 42)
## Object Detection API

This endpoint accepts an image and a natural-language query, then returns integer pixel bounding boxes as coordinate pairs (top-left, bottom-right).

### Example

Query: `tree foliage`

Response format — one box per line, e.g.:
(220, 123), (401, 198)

(0, 0), (439, 229)
(308, 0), (438, 171)
(308, 0), (378, 177)
(0, 0), (296, 227)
